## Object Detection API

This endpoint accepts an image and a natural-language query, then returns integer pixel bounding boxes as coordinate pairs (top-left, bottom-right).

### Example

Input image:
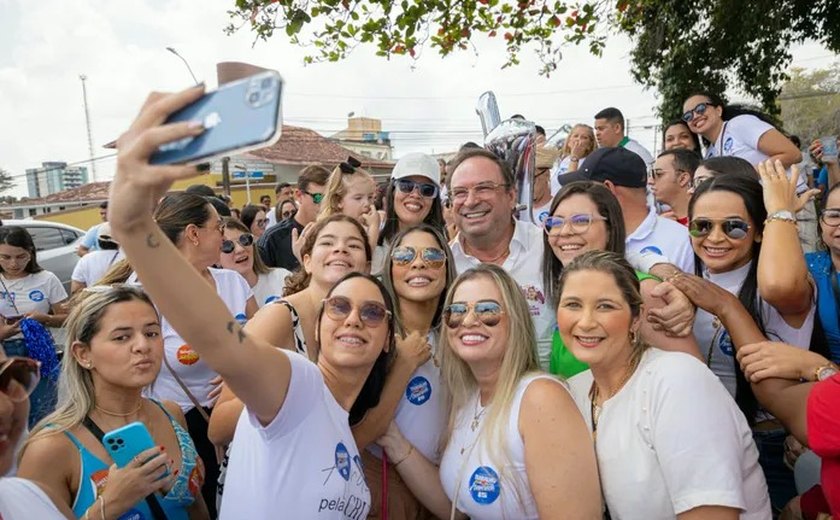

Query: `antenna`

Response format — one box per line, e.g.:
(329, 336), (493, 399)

(79, 74), (97, 182)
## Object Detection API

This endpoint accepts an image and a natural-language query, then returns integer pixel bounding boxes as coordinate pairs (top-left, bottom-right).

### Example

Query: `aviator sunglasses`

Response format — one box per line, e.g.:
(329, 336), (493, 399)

(221, 233), (255, 254)
(391, 246), (446, 269)
(443, 300), (505, 329)
(395, 179), (439, 199)
(688, 218), (751, 240)
(0, 357), (41, 403)
(323, 295), (391, 328)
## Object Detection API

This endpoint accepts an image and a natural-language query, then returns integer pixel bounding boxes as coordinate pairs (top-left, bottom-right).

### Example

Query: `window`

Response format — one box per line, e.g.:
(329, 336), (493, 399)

(60, 229), (81, 245)
(24, 226), (67, 251)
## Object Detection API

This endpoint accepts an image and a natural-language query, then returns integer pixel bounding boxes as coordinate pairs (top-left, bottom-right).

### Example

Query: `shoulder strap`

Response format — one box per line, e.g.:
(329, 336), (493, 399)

(161, 353), (211, 422)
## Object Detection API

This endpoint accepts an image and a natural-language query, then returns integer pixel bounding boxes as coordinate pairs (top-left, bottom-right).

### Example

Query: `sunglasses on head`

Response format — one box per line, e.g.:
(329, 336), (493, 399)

(0, 357), (41, 403)
(323, 295), (391, 328)
(682, 102), (712, 123)
(395, 179), (439, 199)
(688, 218), (751, 240)
(221, 233), (255, 254)
(443, 300), (504, 329)
(391, 246), (446, 269)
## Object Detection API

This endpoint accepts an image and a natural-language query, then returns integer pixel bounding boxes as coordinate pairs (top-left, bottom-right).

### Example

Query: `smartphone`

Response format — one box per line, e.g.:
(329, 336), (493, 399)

(101, 422), (169, 477)
(150, 70), (283, 165)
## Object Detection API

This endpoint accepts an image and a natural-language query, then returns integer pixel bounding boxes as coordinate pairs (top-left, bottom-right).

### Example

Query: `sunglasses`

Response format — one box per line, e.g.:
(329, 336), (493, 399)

(821, 208), (840, 227)
(221, 233), (255, 254)
(688, 218), (751, 240)
(391, 246), (446, 269)
(443, 300), (505, 329)
(682, 102), (712, 123)
(323, 296), (391, 328)
(0, 357), (41, 403)
(395, 179), (439, 199)
(303, 190), (324, 204)
(543, 214), (607, 235)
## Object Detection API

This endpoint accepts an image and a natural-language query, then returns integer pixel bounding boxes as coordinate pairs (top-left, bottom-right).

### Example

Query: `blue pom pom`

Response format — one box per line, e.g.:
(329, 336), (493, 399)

(19, 318), (59, 382)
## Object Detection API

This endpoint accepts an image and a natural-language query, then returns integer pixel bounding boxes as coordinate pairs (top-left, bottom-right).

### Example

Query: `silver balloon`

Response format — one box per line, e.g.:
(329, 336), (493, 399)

(475, 91), (501, 138)
(484, 118), (537, 224)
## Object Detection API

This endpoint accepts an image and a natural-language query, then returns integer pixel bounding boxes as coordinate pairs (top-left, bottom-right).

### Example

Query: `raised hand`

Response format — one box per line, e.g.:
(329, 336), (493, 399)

(291, 222), (315, 263)
(757, 159), (818, 214)
(396, 330), (433, 369)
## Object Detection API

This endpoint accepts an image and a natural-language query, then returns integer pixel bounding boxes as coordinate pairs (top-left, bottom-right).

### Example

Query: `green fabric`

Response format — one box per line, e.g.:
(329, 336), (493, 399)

(549, 270), (654, 377)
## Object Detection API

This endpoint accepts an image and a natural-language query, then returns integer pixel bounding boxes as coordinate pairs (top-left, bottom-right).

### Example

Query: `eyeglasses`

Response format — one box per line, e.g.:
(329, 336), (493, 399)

(221, 233), (255, 254)
(443, 300), (505, 329)
(395, 179), (439, 199)
(303, 190), (324, 204)
(323, 295), (391, 328)
(449, 182), (508, 203)
(0, 357), (41, 403)
(391, 246), (446, 269)
(682, 102), (712, 123)
(821, 209), (840, 227)
(0, 252), (31, 265)
(688, 218), (751, 240)
(543, 214), (607, 235)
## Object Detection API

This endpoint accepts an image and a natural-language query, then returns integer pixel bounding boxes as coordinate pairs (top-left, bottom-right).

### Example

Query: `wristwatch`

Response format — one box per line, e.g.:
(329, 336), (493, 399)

(765, 210), (796, 224)
(814, 363), (839, 382)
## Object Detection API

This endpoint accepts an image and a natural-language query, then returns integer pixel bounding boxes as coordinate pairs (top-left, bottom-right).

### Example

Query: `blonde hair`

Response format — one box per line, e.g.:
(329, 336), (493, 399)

(561, 124), (596, 158)
(21, 286), (157, 457)
(318, 163), (375, 220)
(440, 264), (540, 507)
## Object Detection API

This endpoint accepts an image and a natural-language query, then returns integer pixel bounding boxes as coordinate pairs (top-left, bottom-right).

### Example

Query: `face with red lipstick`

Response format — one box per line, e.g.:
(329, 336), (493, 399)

(72, 300), (163, 389)
(444, 276), (510, 366)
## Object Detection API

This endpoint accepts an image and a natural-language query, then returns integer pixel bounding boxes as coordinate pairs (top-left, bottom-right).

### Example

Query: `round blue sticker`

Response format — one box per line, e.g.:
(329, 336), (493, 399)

(469, 466), (501, 504)
(234, 313), (247, 324)
(264, 295), (280, 305)
(28, 290), (45, 302)
(405, 376), (432, 406)
(536, 210), (550, 224)
(718, 329), (734, 356)
(335, 442), (351, 481)
(639, 246), (663, 256)
(723, 136), (734, 153)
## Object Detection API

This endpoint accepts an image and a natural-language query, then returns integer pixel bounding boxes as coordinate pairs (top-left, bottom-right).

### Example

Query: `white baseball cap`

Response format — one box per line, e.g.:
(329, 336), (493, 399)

(391, 153), (441, 187)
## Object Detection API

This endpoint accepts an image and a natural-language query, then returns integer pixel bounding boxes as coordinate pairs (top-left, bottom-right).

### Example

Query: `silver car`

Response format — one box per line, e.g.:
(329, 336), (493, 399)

(2, 219), (84, 292)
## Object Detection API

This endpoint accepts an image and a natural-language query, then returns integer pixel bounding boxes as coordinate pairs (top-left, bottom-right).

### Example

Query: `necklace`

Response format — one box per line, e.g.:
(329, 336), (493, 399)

(95, 400), (143, 417)
(589, 358), (639, 442)
(470, 396), (487, 432)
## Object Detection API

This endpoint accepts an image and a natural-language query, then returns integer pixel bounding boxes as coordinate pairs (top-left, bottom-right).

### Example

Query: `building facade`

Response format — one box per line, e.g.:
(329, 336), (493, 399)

(26, 162), (89, 198)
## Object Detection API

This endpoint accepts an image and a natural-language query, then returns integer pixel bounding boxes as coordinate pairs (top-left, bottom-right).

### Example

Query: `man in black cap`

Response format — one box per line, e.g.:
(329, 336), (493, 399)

(561, 147), (695, 274)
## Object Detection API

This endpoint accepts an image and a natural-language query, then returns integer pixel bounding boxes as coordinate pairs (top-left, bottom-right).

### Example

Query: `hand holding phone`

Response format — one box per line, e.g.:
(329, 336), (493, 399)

(102, 422), (170, 478)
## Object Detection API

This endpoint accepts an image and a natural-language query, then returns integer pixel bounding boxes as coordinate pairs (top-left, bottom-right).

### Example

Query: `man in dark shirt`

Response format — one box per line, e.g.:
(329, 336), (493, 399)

(257, 165), (329, 270)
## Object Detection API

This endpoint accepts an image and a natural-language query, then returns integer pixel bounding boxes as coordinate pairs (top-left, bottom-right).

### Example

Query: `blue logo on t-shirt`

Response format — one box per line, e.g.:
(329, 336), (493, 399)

(119, 508), (143, 520)
(536, 211), (550, 224)
(234, 313), (247, 324)
(718, 329), (734, 356)
(723, 136), (734, 153)
(28, 290), (45, 302)
(640, 246), (663, 256)
(335, 442), (351, 481)
(405, 376), (432, 406)
(264, 295), (280, 305)
(469, 466), (501, 504)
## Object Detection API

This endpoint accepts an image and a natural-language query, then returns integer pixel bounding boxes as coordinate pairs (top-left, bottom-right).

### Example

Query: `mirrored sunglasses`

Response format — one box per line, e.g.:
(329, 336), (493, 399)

(443, 300), (504, 329)
(391, 246), (446, 269)
(221, 233), (255, 254)
(688, 218), (750, 240)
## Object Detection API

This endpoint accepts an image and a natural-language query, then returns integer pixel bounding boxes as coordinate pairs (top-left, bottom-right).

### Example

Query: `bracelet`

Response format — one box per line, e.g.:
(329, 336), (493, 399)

(392, 445), (414, 467)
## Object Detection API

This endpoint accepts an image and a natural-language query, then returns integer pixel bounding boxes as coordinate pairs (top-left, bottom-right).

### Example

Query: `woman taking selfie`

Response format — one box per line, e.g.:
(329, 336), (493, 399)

(378, 264), (601, 519)
(560, 251), (770, 519)
(18, 286), (209, 519)
(218, 218), (290, 308)
(106, 85), (398, 518)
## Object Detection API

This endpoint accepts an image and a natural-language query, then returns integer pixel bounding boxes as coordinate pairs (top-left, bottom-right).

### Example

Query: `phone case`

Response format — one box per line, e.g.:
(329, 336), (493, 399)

(102, 421), (169, 477)
(150, 70), (284, 165)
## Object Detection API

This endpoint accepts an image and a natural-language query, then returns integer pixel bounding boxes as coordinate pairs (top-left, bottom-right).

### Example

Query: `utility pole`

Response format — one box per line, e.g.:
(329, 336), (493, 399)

(79, 74), (97, 182)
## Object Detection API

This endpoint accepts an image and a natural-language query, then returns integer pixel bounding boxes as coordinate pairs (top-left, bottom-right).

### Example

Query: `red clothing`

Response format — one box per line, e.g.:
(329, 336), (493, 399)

(807, 373), (840, 516)
(677, 216), (689, 226)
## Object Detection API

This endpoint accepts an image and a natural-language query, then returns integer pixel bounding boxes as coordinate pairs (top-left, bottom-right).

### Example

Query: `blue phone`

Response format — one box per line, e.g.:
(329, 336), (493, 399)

(101, 421), (169, 477)
(150, 70), (283, 165)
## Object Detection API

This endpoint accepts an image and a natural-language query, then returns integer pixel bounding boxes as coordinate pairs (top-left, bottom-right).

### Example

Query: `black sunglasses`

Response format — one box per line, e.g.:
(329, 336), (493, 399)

(303, 190), (324, 204)
(395, 179), (439, 199)
(221, 233), (255, 254)
(443, 300), (505, 329)
(682, 102), (712, 123)
(688, 218), (750, 240)
(323, 296), (391, 328)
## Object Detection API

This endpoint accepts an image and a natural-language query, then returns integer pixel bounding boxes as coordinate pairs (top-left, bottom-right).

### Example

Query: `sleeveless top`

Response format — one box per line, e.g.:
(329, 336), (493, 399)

(272, 300), (308, 356)
(62, 400), (202, 520)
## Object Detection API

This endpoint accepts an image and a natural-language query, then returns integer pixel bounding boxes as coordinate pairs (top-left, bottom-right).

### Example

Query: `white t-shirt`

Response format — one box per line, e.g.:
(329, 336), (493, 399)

(550, 155), (588, 195)
(568, 349), (771, 519)
(625, 206), (695, 274)
(144, 268), (253, 411)
(705, 114), (808, 194)
(622, 137), (654, 165)
(252, 268), (291, 308)
(451, 221), (553, 370)
(0, 477), (67, 519)
(529, 200), (552, 226)
(368, 333), (446, 463)
(694, 261), (815, 398)
(0, 271), (67, 340)
(219, 351), (370, 519)
(439, 373), (562, 520)
(71, 249), (123, 287)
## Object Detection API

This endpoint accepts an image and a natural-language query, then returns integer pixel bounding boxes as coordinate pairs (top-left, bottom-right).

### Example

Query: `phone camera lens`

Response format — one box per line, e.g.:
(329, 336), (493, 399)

(261, 77), (272, 89)
(248, 91), (260, 105)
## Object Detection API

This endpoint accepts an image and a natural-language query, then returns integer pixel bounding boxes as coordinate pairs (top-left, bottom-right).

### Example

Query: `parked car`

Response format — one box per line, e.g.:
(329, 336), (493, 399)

(2, 219), (85, 292)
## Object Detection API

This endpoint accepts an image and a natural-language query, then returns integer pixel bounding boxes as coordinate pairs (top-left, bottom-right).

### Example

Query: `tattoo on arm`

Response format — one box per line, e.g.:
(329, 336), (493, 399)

(227, 321), (247, 343)
(146, 233), (160, 248)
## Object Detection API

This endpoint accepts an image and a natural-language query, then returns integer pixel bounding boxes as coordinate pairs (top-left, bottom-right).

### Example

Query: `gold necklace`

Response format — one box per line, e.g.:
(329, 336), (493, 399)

(95, 400), (143, 417)
(461, 396), (488, 455)
(589, 359), (639, 442)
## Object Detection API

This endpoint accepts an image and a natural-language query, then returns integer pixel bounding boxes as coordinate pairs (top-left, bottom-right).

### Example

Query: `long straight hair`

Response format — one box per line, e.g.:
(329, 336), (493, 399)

(0, 226), (42, 274)
(378, 181), (446, 246)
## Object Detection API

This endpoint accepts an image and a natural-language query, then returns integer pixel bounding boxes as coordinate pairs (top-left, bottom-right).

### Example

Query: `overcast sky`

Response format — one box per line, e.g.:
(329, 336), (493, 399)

(0, 0), (835, 198)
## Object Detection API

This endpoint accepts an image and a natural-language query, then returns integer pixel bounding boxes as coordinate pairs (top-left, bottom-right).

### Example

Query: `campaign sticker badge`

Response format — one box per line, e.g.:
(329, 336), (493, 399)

(234, 313), (247, 324)
(176, 344), (200, 365)
(264, 295), (280, 305)
(468, 466), (501, 504)
(28, 290), (45, 302)
(405, 376), (432, 406)
(718, 329), (734, 356)
(640, 246), (663, 256)
(723, 136), (734, 153)
(335, 442), (351, 481)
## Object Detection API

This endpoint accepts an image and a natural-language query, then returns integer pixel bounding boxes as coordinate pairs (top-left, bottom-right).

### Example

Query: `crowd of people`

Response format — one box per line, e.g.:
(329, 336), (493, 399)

(0, 83), (838, 520)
